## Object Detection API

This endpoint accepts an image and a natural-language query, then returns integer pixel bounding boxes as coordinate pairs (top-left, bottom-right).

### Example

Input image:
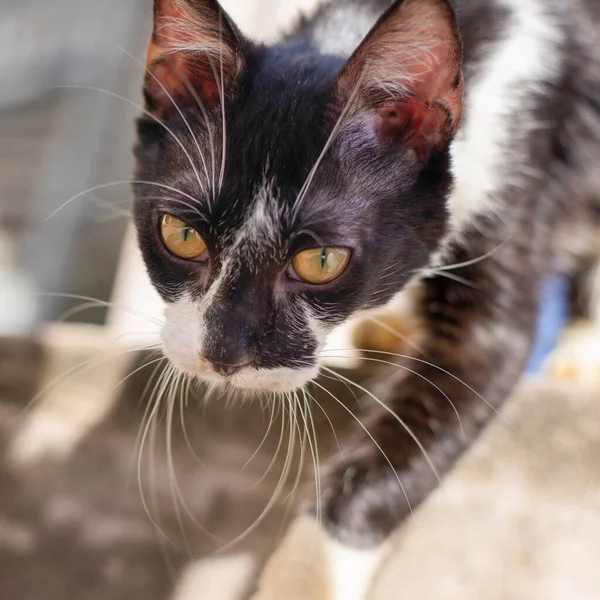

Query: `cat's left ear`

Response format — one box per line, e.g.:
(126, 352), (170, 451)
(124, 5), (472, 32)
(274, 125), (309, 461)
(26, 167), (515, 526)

(334, 0), (463, 162)
(145, 0), (246, 116)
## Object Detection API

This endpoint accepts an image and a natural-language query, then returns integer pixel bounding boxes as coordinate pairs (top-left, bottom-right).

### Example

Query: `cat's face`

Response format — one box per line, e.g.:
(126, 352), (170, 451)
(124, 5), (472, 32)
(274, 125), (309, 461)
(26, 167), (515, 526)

(134, 0), (463, 392)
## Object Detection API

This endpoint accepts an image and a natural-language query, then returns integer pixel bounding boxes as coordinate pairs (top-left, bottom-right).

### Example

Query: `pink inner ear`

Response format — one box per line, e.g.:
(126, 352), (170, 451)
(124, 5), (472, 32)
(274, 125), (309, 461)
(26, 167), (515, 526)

(400, 39), (463, 130)
(337, 0), (463, 155)
(151, 0), (223, 55)
(376, 98), (452, 162)
(144, 0), (240, 113)
(146, 57), (221, 112)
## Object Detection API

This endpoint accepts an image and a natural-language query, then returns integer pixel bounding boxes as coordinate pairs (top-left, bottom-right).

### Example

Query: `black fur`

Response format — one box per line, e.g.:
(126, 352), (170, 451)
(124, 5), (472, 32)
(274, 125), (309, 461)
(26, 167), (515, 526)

(134, 0), (600, 547)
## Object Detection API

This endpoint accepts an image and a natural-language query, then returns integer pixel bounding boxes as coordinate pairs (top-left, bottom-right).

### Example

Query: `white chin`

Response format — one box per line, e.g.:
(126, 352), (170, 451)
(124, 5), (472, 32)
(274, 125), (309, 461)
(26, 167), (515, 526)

(227, 365), (320, 392)
(172, 362), (320, 393)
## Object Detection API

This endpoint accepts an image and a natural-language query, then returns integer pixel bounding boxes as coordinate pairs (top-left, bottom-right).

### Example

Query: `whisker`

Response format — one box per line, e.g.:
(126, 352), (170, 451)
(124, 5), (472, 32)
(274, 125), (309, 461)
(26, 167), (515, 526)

(165, 370), (220, 546)
(144, 369), (184, 577)
(292, 78), (363, 217)
(217, 10), (227, 193)
(136, 195), (209, 221)
(423, 269), (478, 288)
(4, 291), (164, 326)
(317, 373), (365, 411)
(107, 353), (166, 397)
(281, 391), (307, 506)
(57, 84), (207, 200)
(310, 378), (413, 516)
(379, 267), (407, 281)
(55, 301), (113, 323)
(304, 386), (345, 459)
(250, 401), (287, 489)
(242, 400), (278, 471)
(320, 366), (440, 482)
(320, 355), (465, 440)
(166, 373), (194, 557)
(149, 374), (182, 579)
(45, 180), (204, 222)
(381, 261), (403, 274)
(14, 343), (159, 423)
(85, 194), (132, 220)
(179, 379), (207, 468)
(115, 45), (213, 193)
(426, 239), (509, 273)
(162, 64), (219, 205)
(322, 348), (515, 430)
(214, 392), (299, 553)
(137, 363), (178, 547)
(364, 314), (425, 359)
(130, 357), (169, 470)
(301, 391), (321, 527)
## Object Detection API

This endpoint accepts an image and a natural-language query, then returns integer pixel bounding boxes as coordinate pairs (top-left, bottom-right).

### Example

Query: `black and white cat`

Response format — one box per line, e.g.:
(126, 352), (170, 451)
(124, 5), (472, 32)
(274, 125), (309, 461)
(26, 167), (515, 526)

(134, 0), (600, 596)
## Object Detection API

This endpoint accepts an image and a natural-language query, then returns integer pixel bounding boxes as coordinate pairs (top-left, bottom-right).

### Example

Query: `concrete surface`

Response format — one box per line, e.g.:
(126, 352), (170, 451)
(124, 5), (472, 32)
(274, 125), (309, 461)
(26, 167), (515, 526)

(0, 324), (599, 600)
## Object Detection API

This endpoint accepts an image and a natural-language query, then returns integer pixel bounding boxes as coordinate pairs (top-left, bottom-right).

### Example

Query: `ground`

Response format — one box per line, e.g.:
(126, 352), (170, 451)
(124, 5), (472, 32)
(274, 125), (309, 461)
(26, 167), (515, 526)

(0, 322), (599, 599)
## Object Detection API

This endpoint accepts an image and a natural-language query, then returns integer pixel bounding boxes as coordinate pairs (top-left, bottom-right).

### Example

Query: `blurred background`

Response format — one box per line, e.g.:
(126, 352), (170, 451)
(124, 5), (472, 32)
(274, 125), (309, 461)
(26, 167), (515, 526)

(1, 2), (600, 600)
(0, 0), (318, 337)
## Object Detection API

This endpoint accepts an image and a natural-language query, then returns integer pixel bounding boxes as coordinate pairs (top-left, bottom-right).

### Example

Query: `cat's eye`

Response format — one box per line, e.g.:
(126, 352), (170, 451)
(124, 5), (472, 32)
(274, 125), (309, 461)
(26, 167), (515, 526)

(290, 247), (351, 285)
(160, 215), (207, 260)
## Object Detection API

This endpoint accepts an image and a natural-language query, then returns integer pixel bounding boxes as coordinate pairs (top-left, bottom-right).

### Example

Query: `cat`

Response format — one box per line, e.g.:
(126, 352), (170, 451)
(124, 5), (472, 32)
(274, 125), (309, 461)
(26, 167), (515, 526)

(133, 0), (600, 597)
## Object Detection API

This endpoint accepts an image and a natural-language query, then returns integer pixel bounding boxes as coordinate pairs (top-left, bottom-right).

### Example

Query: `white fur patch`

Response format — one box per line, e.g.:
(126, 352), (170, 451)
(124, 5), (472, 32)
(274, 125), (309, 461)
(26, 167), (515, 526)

(161, 293), (319, 391)
(310, 4), (376, 58)
(234, 365), (320, 392)
(161, 293), (206, 374)
(449, 0), (563, 230)
(252, 516), (389, 600)
(325, 536), (391, 600)
(240, 179), (280, 254)
(321, 317), (362, 369)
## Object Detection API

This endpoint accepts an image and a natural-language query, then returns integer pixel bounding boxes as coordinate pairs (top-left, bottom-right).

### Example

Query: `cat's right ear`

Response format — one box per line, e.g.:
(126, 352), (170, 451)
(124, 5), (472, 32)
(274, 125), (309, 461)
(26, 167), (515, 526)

(144, 0), (246, 117)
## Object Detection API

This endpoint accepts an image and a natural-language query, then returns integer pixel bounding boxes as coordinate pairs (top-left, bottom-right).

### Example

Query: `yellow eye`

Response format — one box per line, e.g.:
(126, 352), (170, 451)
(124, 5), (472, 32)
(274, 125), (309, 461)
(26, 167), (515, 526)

(160, 215), (207, 260)
(291, 247), (351, 284)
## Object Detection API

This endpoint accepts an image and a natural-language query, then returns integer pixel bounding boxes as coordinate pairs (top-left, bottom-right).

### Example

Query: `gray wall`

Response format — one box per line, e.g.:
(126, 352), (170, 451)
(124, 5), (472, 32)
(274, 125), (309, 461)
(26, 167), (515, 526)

(0, 0), (320, 334)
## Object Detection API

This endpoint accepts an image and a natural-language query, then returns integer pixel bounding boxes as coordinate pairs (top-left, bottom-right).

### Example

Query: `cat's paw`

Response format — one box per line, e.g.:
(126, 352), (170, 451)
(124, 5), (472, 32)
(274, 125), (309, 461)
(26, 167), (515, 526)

(318, 443), (414, 550)
(545, 321), (600, 386)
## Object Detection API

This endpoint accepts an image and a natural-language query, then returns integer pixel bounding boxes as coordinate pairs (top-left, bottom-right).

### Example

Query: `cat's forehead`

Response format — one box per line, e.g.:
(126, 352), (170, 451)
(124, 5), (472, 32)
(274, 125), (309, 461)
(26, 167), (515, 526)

(158, 51), (371, 247)
(224, 50), (342, 180)
(222, 175), (285, 254)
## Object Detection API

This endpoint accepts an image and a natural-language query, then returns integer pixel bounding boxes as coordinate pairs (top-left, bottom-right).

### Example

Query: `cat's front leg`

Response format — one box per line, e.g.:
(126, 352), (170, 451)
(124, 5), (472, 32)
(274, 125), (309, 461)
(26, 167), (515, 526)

(311, 235), (540, 590)
(253, 235), (542, 599)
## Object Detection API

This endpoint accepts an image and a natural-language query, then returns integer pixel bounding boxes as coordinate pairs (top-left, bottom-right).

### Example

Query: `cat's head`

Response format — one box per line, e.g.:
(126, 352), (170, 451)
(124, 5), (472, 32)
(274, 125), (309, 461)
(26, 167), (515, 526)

(134, 0), (463, 392)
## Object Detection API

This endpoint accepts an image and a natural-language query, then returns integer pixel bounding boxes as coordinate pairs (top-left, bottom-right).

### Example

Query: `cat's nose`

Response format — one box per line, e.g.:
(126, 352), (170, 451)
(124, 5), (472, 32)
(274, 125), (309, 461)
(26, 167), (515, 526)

(201, 303), (261, 376)
(200, 344), (253, 376)
(202, 356), (251, 377)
